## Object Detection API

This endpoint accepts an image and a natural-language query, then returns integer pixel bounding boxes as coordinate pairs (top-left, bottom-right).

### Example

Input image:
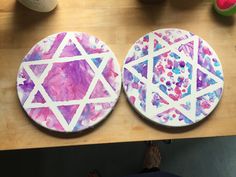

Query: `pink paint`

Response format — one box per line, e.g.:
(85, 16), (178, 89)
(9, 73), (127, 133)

(17, 32), (121, 132)
(123, 29), (223, 127)
(43, 60), (94, 101)
(130, 96), (136, 104)
(201, 101), (211, 109)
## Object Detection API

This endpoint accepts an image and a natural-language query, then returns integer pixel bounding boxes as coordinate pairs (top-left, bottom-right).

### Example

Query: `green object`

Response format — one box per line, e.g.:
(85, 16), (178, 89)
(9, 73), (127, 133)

(213, 0), (236, 16)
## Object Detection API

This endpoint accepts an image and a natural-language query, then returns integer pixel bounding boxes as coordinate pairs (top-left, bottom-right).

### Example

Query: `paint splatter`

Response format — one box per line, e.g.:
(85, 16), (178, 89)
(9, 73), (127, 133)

(125, 35), (149, 64)
(133, 60), (148, 78)
(151, 92), (169, 108)
(156, 108), (193, 125)
(154, 29), (193, 45)
(17, 68), (35, 105)
(123, 68), (146, 112)
(152, 51), (192, 101)
(73, 102), (114, 131)
(178, 41), (194, 59)
(198, 39), (223, 80)
(196, 88), (222, 120)
(197, 69), (217, 91)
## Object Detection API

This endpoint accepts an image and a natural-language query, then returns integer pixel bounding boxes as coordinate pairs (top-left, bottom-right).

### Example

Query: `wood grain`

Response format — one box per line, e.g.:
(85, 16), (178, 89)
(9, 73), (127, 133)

(0, 0), (235, 150)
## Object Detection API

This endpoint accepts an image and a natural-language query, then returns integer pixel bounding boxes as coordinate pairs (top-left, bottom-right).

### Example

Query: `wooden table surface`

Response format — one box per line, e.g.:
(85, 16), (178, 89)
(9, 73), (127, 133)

(0, 0), (235, 150)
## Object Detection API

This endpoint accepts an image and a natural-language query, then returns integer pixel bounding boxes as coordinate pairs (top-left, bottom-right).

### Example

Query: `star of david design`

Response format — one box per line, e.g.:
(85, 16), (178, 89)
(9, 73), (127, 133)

(123, 32), (224, 125)
(19, 32), (121, 132)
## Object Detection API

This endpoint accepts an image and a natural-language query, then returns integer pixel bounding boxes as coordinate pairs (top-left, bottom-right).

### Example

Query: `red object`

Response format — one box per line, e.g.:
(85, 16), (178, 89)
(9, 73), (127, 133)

(216, 0), (236, 10)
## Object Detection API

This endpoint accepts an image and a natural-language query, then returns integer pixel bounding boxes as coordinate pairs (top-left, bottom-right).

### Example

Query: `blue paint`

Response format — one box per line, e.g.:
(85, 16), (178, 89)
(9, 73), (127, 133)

(214, 61), (220, 67)
(170, 52), (180, 59)
(186, 62), (192, 79)
(216, 70), (223, 80)
(133, 60), (148, 78)
(172, 67), (181, 74)
(153, 56), (160, 66)
(92, 58), (102, 67)
(155, 44), (162, 51)
(159, 84), (167, 94)
(182, 86), (191, 98)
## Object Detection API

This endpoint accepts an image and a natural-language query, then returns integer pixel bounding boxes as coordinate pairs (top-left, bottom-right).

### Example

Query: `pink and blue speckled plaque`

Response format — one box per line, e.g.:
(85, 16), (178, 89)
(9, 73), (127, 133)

(123, 28), (224, 127)
(17, 32), (121, 132)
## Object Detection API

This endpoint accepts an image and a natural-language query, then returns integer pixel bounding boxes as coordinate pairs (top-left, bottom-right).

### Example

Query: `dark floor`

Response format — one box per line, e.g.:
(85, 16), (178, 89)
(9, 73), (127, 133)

(0, 136), (236, 177)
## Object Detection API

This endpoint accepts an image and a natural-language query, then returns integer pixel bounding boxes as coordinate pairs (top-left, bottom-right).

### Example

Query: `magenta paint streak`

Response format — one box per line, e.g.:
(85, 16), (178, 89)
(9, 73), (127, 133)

(27, 107), (64, 131)
(24, 33), (66, 61)
(43, 60), (94, 101)
(18, 69), (35, 104)
(60, 39), (81, 57)
(90, 80), (109, 98)
(102, 58), (119, 91)
(75, 33), (108, 54)
(32, 91), (46, 103)
(58, 105), (79, 124)
(29, 64), (47, 77)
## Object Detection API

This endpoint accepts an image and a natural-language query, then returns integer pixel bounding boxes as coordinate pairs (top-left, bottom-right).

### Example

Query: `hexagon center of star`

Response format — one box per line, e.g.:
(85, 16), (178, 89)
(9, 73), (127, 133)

(152, 51), (192, 101)
(42, 60), (95, 101)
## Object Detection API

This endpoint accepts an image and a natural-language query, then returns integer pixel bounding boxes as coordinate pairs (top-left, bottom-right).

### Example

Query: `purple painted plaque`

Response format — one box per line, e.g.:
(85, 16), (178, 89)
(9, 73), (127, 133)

(17, 32), (121, 132)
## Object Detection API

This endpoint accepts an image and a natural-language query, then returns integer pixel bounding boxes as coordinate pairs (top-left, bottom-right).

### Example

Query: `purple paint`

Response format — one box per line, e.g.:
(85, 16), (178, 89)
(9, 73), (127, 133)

(17, 32), (121, 132)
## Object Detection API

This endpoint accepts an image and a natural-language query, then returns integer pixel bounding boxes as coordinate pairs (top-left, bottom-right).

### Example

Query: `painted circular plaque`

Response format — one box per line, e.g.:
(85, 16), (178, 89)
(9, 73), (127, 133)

(122, 28), (224, 127)
(17, 32), (121, 132)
